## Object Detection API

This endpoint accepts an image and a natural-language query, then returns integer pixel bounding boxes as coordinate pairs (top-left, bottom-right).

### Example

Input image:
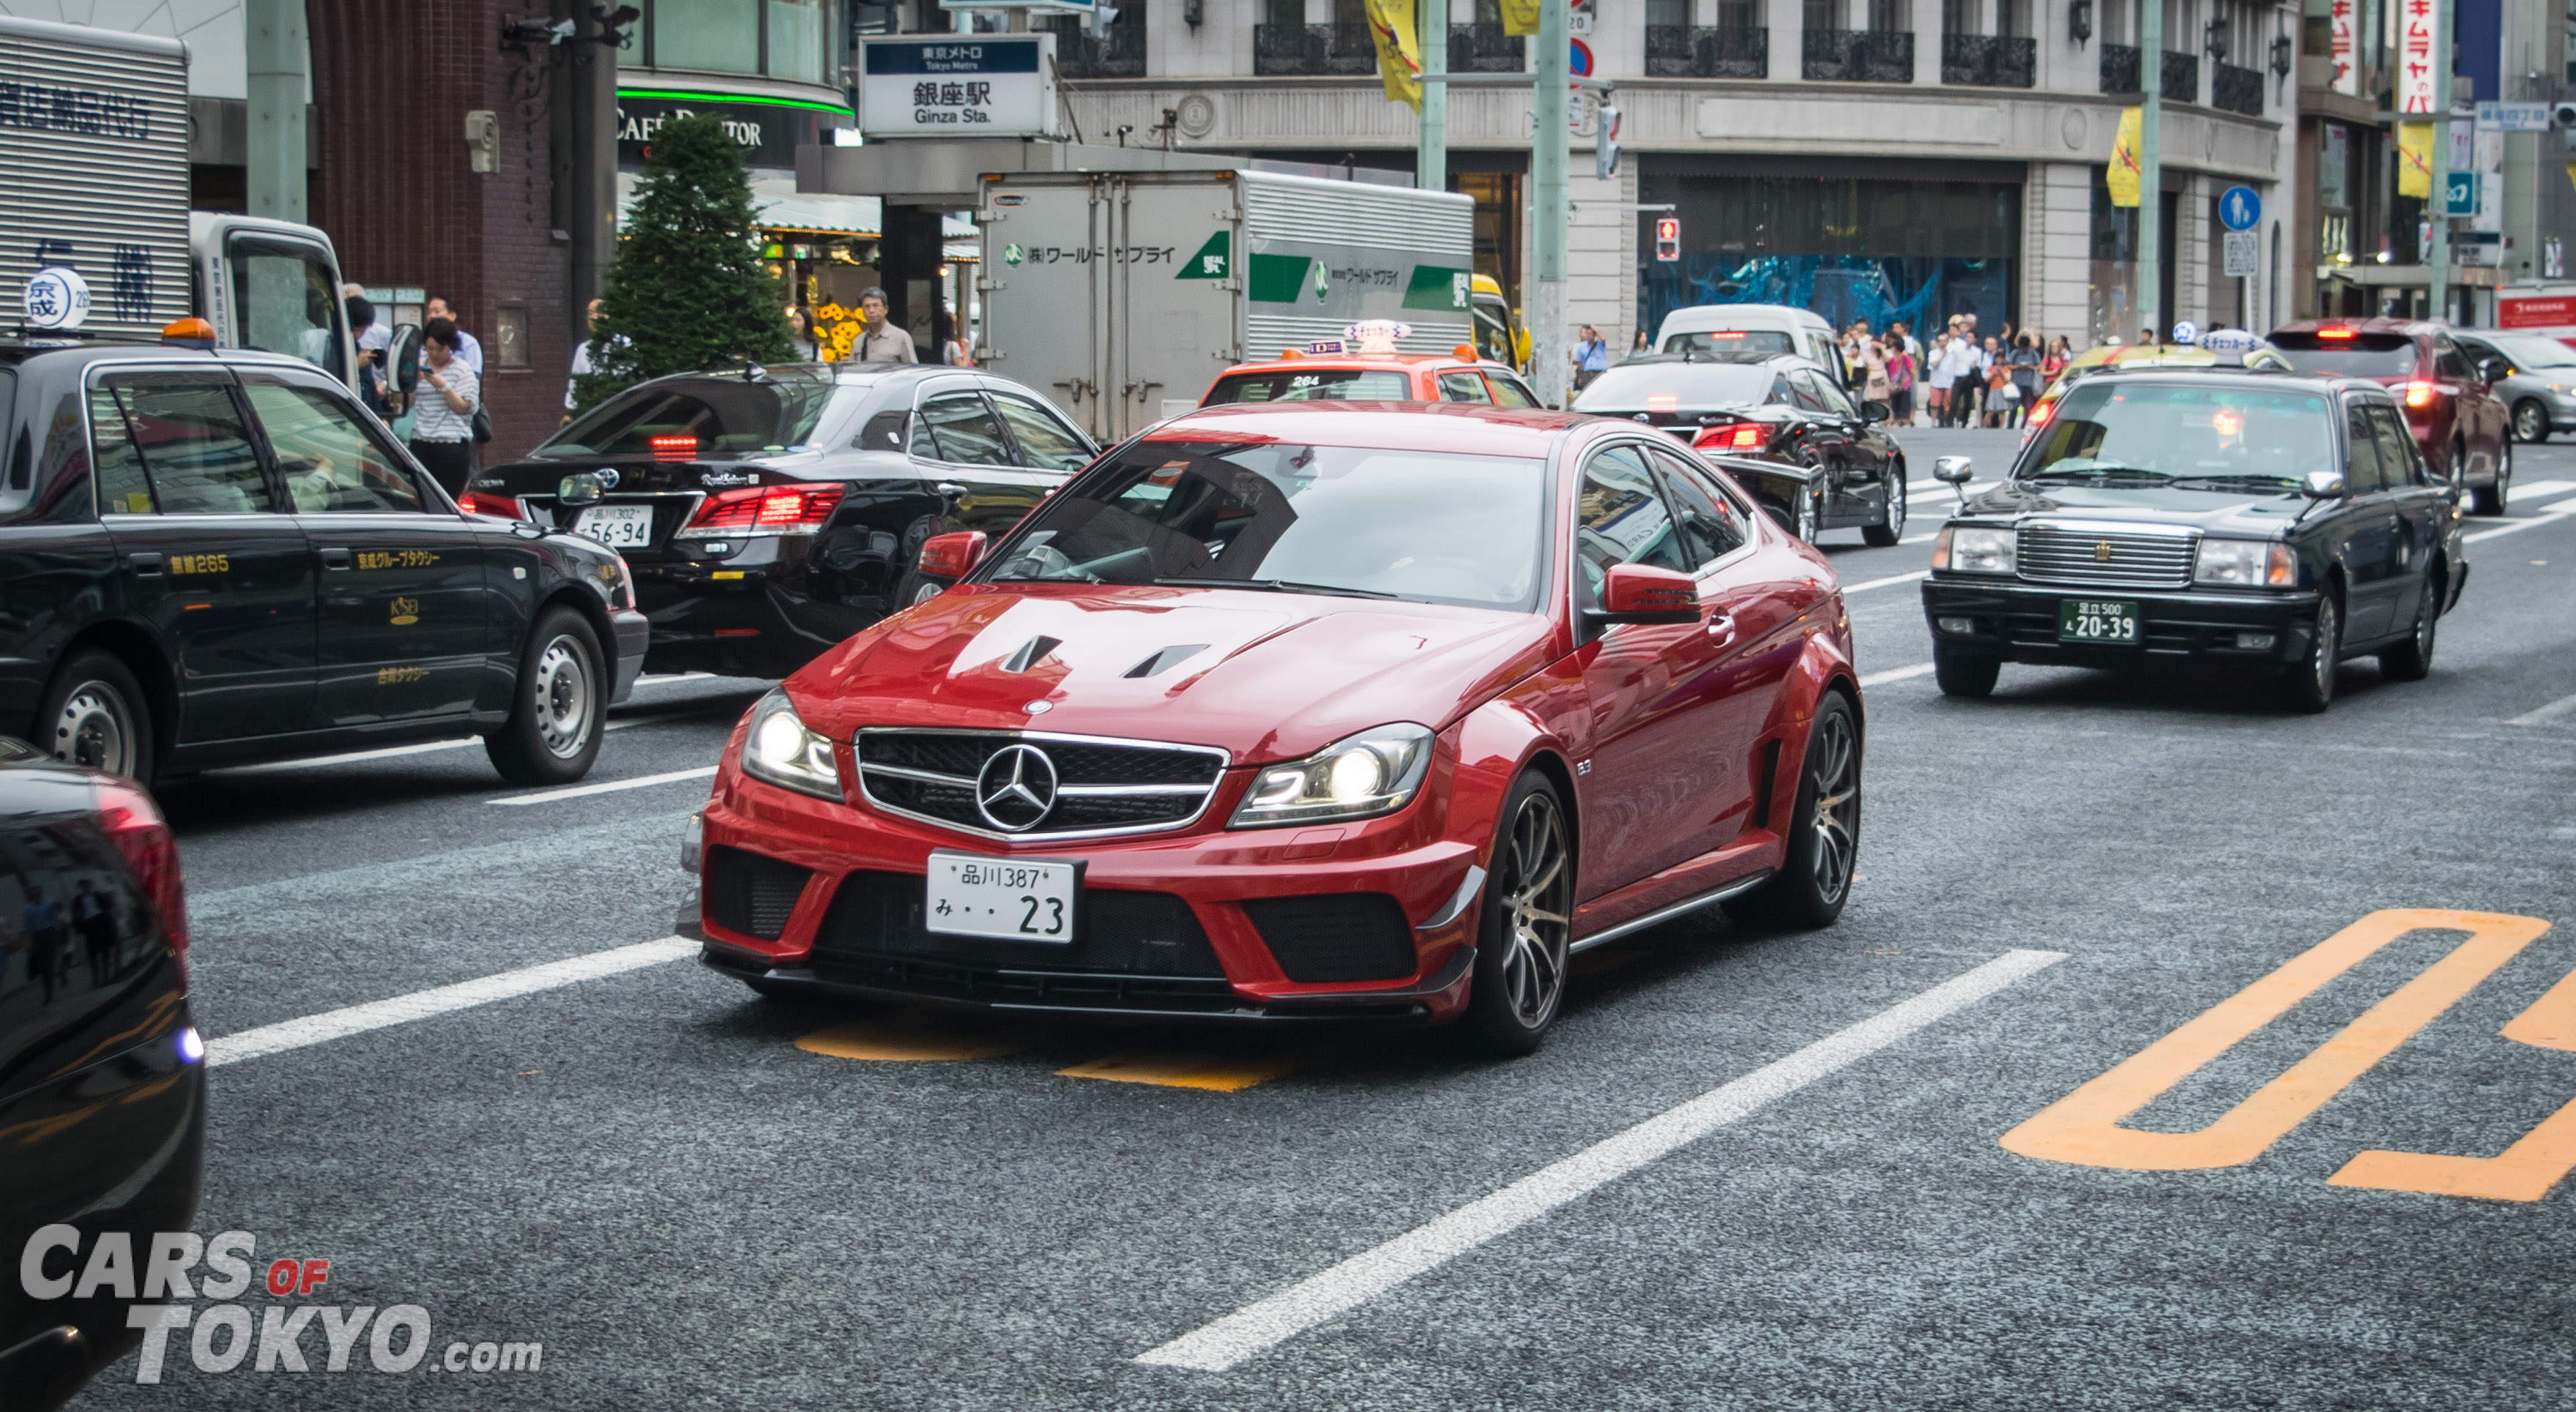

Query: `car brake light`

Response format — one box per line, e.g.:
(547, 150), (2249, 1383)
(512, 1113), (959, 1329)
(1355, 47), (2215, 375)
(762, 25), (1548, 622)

(1707, 330), (1746, 340)
(92, 779), (186, 956)
(679, 482), (845, 536)
(649, 435), (699, 460)
(2405, 381), (2438, 408)
(461, 491), (524, 519)
(1693, 422), (1772, 452)
(2317, 327), (2356, 340)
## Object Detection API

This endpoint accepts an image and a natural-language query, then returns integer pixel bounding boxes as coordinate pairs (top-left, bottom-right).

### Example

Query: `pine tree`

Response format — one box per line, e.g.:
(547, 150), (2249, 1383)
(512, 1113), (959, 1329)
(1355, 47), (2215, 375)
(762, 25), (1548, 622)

(575, 113), (792, 411)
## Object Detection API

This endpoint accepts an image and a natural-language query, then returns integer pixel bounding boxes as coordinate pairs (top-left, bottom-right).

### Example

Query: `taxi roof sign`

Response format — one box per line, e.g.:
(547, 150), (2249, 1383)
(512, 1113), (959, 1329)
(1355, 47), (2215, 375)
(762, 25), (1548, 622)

(1345, 320), (1410, 355)
(1306, 338), (1346, 356)
(2196, 326), (2263, 365)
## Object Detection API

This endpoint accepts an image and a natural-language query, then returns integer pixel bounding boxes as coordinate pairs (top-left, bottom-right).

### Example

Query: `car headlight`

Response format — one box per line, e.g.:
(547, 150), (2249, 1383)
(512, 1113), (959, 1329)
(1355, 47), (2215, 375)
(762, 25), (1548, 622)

(1933, 524), (2015, 575)
(2193, 538), (2296, 587)
(740, 689), (842, 800)
(1229, 723), (1434, 829)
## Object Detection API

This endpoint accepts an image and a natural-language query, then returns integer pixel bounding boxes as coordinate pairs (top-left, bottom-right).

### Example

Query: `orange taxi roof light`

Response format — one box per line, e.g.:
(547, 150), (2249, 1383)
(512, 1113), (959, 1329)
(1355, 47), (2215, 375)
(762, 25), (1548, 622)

(160, 317), (217, 348)
(1453, 344), (1478, 360)
(1277, 348), (1303, 359)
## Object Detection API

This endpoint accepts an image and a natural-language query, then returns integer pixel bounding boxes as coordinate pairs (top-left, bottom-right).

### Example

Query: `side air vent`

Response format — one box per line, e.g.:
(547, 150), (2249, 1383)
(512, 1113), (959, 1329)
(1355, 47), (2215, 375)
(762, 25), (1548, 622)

(1001, 635), (1062, 673)
(705, 846), (812, 940)
(1123, 643), (1209, 679)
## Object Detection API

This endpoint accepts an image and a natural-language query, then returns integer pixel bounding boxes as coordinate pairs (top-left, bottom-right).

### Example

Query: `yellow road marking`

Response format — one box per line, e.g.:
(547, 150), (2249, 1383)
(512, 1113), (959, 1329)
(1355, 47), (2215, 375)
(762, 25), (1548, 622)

(2001, 908), (2554, 1171)
(796, 1008), (1045, 1062)
(1058, 1040), (1357, 1092)
(2331, 961), (2576, 1202)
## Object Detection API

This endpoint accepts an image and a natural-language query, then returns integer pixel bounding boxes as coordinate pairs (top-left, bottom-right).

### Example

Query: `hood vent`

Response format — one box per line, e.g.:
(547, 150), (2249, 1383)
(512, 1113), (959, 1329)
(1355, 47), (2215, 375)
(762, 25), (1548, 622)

(1000, 635), (1062, 673)
(1122, 643), (1209, 679)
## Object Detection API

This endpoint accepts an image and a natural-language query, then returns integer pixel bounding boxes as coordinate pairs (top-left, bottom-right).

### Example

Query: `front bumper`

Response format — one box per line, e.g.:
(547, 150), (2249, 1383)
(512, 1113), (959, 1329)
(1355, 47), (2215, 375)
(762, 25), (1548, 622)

(690, 767), (1487, 1025)
(1922, 577), (2318, 669)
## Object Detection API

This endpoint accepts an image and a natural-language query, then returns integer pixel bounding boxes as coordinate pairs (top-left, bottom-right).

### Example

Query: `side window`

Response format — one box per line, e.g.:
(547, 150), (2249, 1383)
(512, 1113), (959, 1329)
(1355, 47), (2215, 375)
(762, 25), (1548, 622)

(1783, 374), (1828, 413)
(2370, 406), (2424, 487)
(989, 393), (1091, 471)
(1802, 370), (1858, 418)
(1646, 447), (1750, 567)
(2342, 403), (2387, 493)
(228, 235), (345, 376)
(855, 409), (909, 452)
(1436, 371), (1492, 403)
(911, 392), (1011, 466)
(2432, 340), (2471, 381)
(1574, 445), (1690, 601)
(1765, 376), (1794, 406)
(89, 375), (272, 515)
(1486, 373), (1540, 408)
(241, 379), (425, 512)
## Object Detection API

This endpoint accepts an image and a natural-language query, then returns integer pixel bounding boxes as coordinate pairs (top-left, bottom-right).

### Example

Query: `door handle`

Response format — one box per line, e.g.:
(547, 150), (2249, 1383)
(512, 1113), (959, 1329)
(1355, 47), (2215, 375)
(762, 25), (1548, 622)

(319, 548), (351, 569)
(1705, 610), (1737, 641)
(127, 551), (164, 575)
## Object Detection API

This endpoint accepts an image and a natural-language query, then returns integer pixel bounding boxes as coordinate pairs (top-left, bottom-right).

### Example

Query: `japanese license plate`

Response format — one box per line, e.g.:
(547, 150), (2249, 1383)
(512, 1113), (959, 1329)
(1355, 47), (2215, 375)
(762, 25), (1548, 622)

(925, 851), (1079, 944)
(2059, 597), (2141, 645)
(573, 504), (655, 548)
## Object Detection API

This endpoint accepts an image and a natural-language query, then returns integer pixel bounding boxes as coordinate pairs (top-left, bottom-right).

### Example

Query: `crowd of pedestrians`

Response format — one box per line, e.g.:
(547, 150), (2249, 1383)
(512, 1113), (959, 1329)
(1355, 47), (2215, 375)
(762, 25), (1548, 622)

(1836, 315), (2074, 429)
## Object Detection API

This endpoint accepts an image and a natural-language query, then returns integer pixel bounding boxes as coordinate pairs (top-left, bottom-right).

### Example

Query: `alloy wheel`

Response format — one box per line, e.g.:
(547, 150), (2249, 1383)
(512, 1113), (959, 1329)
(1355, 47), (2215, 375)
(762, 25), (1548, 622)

(2309, 597), (2339, 700)
(531, 635), (595, 759)
(1884, 469), (1906, 537)
(1495, 790), (1573, 1028)
(51, 680), (136, 776)
(1806, 708), (1859, 905)
(2515, 400), (2548, 443)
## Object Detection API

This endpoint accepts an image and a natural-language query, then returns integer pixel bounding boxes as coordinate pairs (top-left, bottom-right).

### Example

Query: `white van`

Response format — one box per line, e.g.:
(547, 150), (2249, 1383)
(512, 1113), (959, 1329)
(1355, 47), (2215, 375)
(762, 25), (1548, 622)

(1653, 304), (1847, 384)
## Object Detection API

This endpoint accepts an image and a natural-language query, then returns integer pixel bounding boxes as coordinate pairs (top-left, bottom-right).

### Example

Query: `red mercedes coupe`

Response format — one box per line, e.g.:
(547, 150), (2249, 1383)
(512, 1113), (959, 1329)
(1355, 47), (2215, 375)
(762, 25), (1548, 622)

(689, 404), (1864, 1052)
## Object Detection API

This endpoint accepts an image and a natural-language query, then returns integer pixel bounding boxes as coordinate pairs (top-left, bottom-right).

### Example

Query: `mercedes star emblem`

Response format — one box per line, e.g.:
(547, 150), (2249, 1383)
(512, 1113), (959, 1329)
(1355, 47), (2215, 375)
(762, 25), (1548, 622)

(975, 744), (1059, 832)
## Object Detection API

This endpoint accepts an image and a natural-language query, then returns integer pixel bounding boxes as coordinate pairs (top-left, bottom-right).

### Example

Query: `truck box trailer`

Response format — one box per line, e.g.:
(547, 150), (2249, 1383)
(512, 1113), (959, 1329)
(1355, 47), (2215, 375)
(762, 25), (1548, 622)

(975, 168), (1476, 441)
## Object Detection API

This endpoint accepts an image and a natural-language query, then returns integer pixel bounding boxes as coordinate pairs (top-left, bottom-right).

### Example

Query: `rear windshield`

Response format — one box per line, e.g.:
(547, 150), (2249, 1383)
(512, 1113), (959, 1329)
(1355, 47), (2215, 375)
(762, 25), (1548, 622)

(1659, 329), (1797, 356)
(1202, 369), (1415, 405)
(537, 376), (851, 460)
(2268, 332), (2419, 378)
(1571, 362), (1776, 411)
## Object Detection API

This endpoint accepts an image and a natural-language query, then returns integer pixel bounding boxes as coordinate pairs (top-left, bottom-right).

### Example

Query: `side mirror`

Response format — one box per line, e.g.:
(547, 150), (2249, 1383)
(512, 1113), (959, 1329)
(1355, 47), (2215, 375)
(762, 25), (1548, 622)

(388, 323), (421, 395)
(1588, 562), (1700, 627)
(2302, 469), (2350, 498)
(2479, 356), (2508, 384)
(557, 472), (606, 507)
(1932, 456), (1973, 484)
(1861, 400), (1891, 422)
(917, 530), (987, 578)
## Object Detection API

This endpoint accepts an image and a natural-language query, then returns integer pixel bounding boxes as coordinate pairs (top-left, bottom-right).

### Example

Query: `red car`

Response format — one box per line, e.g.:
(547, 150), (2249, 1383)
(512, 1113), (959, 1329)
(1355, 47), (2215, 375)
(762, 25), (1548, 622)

(1197, 349), (1544, 410)
(687, 405), (1864, 1052)
(2267, 318), (2514, 512)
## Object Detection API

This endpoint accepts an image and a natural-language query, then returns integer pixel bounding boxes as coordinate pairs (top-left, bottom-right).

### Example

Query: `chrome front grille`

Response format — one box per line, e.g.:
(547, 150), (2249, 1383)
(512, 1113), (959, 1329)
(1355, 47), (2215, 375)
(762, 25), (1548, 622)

(2015, 523), (2197, 589)
(855, 729), (1230, 841)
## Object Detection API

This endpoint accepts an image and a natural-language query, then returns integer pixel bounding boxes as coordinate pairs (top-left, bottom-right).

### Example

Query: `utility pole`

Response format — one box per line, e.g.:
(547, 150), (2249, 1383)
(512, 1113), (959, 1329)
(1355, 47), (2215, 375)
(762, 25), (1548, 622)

(2138, 0), (2161, 342)
(2429, 0), (2452, 321)
(1532, 1), (1568, 406)
(568, 4), (621, 318)
(245, 0), (308, 224)
(1417, 1), (1447, 193)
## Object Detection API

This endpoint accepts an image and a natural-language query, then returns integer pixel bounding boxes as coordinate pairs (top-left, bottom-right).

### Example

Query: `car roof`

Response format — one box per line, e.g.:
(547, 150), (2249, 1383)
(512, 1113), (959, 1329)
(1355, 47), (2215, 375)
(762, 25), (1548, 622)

(2268, 317), (2444, 339)
(1218, 354), (1492, 378)
(1656, 303), (1831, 333)
(0, 337), (324, 373)
(1145, 402), (1588, 453)
(2077, 366), (2393, 397)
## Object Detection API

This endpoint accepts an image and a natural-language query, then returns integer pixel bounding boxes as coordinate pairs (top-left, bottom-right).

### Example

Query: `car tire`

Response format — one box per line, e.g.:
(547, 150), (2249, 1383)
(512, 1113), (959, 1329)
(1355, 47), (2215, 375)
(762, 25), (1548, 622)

(2514, 398), (2550, 444)
(2378, 569), (2440, 681)
(1794, 485), (1821, 542)
(485, 605), (606, 786)
(1932, 644), (2000, 698)
(2281, 592), (2339, 714)
(1730, 692), (1860, 932)
(1861, 465), (1905, 547)
(36, 650), (154, 783)
(1460, 772), (1575, 1056)
(2471, 438), (2510, 515)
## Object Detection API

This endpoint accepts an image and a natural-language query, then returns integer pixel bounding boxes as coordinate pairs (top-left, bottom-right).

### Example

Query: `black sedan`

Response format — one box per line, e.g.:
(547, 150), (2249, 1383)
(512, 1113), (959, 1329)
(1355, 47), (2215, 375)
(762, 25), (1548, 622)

(0, 738), (202, 1410)
(1571, 353), (1908, 544)
(1920, 370), (2469, 711)
(471, 364), (1098, 680)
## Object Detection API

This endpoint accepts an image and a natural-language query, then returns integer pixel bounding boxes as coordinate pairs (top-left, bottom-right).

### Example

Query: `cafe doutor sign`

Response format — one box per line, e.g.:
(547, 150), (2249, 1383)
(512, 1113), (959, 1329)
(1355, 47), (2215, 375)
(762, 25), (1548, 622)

(615, 92), (849, 168)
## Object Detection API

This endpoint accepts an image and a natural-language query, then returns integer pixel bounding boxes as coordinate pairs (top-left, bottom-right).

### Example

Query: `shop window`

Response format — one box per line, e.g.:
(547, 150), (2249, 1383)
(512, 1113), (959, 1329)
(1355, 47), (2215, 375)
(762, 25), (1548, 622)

(653, 0), (759, 74)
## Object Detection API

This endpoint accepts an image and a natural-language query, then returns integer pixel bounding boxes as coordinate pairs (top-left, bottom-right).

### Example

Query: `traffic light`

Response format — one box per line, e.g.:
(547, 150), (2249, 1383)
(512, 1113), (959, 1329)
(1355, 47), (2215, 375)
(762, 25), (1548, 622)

(1654, 217), (1680, 262)
(1596, 103), (1621, 181)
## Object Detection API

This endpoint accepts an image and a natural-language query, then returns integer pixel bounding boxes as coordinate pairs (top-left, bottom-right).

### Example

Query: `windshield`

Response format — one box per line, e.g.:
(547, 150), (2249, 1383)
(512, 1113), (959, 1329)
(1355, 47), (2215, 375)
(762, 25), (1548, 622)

(1203, 369), (1416, 404)
(537, 376), (851, 460)
(2481, 334), (2576, 370)
(1473, 300), (1515, 364)
(1659, 329), (1796, 356)
(983, 440), (1552, 611)
(2017, 382), (2336, 489)
(2267, 332), (2419, 378)
(1572, 362), (1775, 411)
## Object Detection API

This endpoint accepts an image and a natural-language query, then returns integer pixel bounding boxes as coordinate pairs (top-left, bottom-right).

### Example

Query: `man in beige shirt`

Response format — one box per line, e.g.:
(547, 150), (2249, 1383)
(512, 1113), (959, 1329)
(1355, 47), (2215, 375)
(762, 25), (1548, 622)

(855, 286), (916, 363)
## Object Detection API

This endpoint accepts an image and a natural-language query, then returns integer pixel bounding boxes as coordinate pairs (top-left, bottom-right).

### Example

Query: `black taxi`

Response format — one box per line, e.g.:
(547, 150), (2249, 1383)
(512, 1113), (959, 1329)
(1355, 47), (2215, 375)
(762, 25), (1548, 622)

(1920, 365), (2468, 712)
(0, 329), (648, 787)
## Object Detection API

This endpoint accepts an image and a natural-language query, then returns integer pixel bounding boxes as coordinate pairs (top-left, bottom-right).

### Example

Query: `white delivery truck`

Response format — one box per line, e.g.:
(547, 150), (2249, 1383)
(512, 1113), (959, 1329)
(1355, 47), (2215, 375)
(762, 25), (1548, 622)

(976, 168), (1477, 441)
(1, 15), (355, 386)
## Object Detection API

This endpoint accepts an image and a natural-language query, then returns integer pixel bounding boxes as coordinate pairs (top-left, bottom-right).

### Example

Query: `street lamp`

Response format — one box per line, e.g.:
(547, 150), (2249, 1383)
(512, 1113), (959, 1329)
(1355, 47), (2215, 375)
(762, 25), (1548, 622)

(2068, 0), (2093, 48)
(2203, 18), (2227, 62)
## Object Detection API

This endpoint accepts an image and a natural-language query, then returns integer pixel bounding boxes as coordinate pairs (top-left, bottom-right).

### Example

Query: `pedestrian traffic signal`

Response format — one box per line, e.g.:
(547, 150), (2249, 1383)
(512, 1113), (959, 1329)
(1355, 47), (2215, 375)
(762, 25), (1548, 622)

(1654, 217), (1680, 262)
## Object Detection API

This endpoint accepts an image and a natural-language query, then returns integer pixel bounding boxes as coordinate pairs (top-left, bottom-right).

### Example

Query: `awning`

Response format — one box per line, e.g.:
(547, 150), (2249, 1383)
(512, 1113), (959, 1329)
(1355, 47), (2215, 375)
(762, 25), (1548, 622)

(616, 173), (883, 239)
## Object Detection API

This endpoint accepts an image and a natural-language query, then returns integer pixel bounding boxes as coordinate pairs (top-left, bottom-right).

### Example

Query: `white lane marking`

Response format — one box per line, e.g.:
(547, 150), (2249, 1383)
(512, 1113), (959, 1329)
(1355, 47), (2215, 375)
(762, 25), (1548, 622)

(2511, 479), (2576, 500)
(2463, 504), (2576, 543)
(1858, 662), (1937, 687)
(1900, 531), (1940, 545)
(489, 765), (718, 806)
(2506, 690), (2576, 727)
(1843, 570), (1930, 594)
(635, 671), (718, 683)
(204, 712), (704, 776)
(1133, 949), (2069, 1373)
(205, 937), (696, 1067)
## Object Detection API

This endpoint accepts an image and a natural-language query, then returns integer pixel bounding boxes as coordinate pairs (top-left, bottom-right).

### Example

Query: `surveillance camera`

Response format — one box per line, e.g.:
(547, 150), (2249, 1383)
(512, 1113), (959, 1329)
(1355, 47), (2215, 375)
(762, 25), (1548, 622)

(2555, 101), (2576, 128)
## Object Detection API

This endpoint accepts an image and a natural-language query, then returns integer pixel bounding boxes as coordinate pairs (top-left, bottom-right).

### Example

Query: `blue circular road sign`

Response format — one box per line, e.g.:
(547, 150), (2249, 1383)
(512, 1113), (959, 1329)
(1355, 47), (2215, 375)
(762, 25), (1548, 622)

(2219, 186), (2261, 232)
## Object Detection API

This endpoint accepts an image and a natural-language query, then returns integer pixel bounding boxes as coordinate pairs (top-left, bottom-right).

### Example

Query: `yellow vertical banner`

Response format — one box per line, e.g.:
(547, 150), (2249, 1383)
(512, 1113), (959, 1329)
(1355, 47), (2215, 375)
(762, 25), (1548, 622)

(1367, 0), (1423, 110)
(2397, 123), (2433, 198)
(2106, 106), (2143, 208)
(1498, 0), (1544, 37)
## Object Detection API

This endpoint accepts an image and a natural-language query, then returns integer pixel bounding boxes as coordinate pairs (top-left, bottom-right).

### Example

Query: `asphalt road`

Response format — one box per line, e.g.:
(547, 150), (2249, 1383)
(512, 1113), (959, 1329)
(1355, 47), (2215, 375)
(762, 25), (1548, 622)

(72, 427), (2576, 1409)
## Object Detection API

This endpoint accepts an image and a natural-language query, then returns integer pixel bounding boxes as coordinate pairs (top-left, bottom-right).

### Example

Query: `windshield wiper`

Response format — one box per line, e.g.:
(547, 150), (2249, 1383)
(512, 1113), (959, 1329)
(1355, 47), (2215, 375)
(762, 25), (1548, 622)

(2166, 474), (2301, 492)
(1150, 576), (1401, 599)
(2022, 463), (2173, 483)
